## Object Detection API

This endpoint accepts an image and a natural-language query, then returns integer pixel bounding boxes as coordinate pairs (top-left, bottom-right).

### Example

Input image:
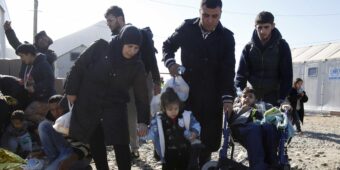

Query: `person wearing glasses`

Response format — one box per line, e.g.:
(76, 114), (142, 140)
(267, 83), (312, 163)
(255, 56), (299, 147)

(235, 11), (293, 107)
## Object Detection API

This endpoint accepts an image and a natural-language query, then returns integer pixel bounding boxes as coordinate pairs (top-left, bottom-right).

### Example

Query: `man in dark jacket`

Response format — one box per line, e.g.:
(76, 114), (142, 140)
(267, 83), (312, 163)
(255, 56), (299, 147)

(163, 0), (236, 166)
(104, 5), (161, 158)
(15, 44), (56, 124)
(235, 11), (293, 106)
(3, 21), (57, 76)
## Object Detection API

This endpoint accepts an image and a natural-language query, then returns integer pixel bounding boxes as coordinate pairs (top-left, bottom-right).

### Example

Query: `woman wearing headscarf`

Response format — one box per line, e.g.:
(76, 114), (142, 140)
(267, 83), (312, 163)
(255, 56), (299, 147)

(65, 25), (150, 170)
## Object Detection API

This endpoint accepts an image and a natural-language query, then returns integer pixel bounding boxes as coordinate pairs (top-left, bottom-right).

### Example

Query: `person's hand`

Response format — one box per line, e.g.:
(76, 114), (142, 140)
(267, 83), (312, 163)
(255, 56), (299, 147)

(26, 86), (34, 93)
(3, 21), (12, 30)
(137, 123), (148, 137)
(18, 79), (24, 85)
(280, 103), (292, 112)
(300, 92), (305, 97)
(67, 95), (77, 104)
(168, 63), (180, 77)
(223, 102), (233, 119)
(189, 132), (197, 141)
(153, 83), (161, 95)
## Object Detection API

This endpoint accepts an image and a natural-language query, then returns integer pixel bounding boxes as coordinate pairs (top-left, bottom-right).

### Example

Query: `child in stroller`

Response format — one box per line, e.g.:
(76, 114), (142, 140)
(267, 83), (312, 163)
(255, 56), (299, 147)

(203, 87), (292, 170)
(231, 87), (281, 169)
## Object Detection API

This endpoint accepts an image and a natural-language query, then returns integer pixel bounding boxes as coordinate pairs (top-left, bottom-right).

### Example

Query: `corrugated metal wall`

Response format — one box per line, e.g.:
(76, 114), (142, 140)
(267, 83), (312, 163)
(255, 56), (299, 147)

(293, 59), (340, 113)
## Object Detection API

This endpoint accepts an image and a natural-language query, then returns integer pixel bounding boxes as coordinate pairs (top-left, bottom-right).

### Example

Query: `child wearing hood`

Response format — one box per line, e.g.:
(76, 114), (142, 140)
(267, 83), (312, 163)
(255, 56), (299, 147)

(145, 87), (201, 170)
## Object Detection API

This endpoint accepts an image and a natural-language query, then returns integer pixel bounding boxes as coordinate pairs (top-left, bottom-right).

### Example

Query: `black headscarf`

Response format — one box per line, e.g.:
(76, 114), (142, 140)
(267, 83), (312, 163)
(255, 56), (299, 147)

(119, 25), (142, 46)
(109, 25), (142, 61)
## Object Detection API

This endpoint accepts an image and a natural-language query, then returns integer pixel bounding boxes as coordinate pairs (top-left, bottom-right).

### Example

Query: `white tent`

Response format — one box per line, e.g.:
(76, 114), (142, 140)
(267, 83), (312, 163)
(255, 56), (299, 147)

(50, 20), (111, 78)
(0, 0), (9, 58)
(292, 42), (340, 114)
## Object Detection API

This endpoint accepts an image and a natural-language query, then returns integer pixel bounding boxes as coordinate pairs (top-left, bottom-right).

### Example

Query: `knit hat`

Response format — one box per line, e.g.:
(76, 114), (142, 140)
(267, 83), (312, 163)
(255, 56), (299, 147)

(34, 30), (53, 45)
(119, 25), (142, 46)
(11, 110), (25, 121)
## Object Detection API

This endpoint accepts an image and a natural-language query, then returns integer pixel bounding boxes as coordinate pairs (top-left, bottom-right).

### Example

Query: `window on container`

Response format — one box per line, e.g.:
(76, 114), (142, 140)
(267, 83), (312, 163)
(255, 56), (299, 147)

(308, 67), (318, 77)
(70, 52), (80, 61)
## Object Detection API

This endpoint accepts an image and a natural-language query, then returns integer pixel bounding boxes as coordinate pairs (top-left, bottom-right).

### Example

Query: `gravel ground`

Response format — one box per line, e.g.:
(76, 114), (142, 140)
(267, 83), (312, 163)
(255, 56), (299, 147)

(91, 115), (340, 170)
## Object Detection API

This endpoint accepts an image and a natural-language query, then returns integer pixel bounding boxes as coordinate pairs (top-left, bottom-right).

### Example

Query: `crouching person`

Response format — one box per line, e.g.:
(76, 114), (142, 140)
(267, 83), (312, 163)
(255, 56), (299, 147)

(144, 88), (202, 170)
(230, 87), (279, 170)
(1, 110), (32, 158)
(38, 95), (91, 170)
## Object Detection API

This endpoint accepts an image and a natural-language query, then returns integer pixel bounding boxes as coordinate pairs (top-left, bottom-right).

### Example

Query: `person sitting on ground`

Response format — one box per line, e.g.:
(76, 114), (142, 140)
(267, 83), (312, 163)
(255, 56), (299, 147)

(37, 94), (91, 170)
(1, 110), (32, 158)
(15, 44), (56, 125)
(0, 94), (18, 141)
(145, 87), (201, 169)
(230, 87), (280, 170)
(3, 21), (57, 73)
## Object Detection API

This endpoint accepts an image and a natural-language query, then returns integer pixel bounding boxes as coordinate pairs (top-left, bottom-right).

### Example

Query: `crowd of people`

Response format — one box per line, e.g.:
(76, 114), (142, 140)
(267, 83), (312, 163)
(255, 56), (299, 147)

(0, 0), (310, 169)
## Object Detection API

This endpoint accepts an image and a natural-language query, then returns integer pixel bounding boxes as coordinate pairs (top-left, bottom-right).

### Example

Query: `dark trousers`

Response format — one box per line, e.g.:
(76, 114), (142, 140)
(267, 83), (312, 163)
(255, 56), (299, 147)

(292, 111), (302, 132)
(163, 148), (189, 170)
(89, 124), (131, 170)
(198, 148), (211, 168)
(89, 125), (109, 170)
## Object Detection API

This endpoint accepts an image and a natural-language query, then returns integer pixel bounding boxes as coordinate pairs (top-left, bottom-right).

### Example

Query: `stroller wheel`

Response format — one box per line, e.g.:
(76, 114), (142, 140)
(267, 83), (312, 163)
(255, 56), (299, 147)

(201, 161), (218, 170)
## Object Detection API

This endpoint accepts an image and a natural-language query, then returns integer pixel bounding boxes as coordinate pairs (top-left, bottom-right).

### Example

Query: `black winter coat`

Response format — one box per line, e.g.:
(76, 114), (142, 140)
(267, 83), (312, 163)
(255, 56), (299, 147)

(163, 18), (236, 151)
(235, 28), (292, 106)
(23, 54), (56, 102)
(5, 28), (57, 75)
(139, 27), (161, 84)
(65, 39), (150, 144)
(287, 88), (308, 123)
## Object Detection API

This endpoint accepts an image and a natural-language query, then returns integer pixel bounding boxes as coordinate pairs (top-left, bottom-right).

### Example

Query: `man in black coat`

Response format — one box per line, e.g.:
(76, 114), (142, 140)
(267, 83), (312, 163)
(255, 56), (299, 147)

(3, 21), (57, 76)
(235, 11), (293, 106)
(104, 5), (161, 157)
(163, 0), (236, 166)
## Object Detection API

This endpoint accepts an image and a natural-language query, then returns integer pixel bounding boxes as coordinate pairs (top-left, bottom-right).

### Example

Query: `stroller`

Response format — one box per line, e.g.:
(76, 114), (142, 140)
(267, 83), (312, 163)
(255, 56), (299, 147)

(202, 106), (292, 170)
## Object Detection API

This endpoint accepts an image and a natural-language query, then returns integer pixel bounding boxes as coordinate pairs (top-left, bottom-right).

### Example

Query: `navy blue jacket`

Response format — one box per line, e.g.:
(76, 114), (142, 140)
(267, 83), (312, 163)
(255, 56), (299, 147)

(235, 28), (292, 106)
(21, 54), (56, 101)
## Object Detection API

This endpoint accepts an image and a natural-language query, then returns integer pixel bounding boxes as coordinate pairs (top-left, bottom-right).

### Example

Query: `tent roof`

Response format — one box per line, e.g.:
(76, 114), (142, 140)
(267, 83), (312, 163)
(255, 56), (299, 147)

(50, 21), (111, 57)
(292, 42), (340, 63)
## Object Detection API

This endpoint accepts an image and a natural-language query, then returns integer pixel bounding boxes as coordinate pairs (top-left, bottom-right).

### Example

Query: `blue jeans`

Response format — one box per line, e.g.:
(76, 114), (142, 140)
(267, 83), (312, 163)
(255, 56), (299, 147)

(38, 120), (90, 169)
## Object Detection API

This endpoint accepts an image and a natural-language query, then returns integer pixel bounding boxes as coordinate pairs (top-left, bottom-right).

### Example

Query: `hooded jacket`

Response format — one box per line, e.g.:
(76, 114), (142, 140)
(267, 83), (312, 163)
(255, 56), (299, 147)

(23, 54), (56, 101)
(235, 28), (293, 105)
